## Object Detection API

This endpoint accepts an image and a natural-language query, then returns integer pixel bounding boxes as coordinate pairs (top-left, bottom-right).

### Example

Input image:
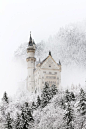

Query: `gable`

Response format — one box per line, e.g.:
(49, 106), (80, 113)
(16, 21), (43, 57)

(41, 56), (60, 70)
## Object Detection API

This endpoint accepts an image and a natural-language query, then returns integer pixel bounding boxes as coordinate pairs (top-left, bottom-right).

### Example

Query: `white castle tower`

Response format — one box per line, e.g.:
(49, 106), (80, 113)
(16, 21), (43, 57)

(26, 32), (61, 94)
(26, 32), (36, 93)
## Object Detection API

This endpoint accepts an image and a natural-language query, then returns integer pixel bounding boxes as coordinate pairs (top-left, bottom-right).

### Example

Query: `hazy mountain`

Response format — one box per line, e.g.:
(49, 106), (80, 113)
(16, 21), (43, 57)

(14, 23), (86, 87)
(14, 24), (86, 69)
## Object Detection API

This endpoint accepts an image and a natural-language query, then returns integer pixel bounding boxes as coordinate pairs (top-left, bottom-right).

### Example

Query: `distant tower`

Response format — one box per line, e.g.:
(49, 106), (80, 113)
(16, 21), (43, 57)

(26, 32), (36, 92)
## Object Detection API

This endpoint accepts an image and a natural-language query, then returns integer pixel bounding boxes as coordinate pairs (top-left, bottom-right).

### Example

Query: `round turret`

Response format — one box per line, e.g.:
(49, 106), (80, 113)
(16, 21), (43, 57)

(26, 32), (36, 93)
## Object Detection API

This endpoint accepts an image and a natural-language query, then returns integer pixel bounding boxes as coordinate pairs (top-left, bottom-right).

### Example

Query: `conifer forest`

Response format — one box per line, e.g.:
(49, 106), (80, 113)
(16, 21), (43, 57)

(0, 83), (86, 129)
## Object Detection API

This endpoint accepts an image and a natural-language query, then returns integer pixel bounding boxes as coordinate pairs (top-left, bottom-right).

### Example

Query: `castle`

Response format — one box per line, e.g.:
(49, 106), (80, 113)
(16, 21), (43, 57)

(26, 33), (61, 93)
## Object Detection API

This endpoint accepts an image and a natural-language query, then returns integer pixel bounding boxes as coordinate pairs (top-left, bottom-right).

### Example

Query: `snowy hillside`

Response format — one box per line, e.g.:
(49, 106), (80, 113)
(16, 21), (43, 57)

(14, 24), (86, 68)
(0, 86), (86, 129)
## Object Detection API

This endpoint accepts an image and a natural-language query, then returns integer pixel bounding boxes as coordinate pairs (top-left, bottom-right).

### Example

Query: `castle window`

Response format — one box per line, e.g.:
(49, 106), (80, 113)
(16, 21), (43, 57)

(55, 72), (57, 74)
(43, 71), (46, 73)
(46, 76), (48, 79)
(49, 72), (51, 74)
(49, 65), (51, 67)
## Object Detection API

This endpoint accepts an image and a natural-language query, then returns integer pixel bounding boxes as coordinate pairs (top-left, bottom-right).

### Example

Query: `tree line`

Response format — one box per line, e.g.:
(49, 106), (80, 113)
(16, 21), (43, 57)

(0, 83), (86, 129)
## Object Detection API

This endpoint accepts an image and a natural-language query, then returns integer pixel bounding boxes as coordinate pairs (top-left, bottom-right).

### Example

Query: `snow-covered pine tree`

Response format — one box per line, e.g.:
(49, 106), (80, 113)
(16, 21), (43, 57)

(51, 84), (58, 96)
(31, 101), (36, 110)
(21, 102), (34, 129)
(41, 82), (52, 108)
(0, 92), (9, 128)
(1, 91), (9, 116)
(70, 92), (75, 101)
(2, 91), (9, 104)
(77, 88), (86, 128)
(5, 112), (12, 129)
(15, 113), (21, 129)
(64, 90), (75, 103)
(63, 89), (75, 129)
(65, 90), (71, 103)
(60, 98), (66, 109)
(63, 102), (74, 129)
(36, 95), (41, 107)
(78, 88), (86, 115)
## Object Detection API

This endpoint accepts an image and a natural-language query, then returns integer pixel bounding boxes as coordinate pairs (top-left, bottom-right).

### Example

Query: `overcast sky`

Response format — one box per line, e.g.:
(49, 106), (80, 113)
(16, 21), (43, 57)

(0, 0), (86, 98)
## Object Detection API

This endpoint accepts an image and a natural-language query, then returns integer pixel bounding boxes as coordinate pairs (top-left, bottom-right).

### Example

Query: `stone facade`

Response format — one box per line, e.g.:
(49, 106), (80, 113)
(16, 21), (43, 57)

(26, 34), (61, 93)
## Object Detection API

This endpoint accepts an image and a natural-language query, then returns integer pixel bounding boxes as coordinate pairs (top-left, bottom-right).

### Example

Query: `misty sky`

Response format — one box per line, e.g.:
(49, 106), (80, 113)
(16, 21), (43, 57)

(0, 0), (86, 98)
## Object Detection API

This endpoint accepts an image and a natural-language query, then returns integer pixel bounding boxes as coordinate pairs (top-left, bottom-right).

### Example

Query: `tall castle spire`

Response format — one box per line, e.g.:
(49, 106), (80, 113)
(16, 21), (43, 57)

(49, 51), (52, 56)
(28, 31), (33, 46)
(26, 32), (36, 93)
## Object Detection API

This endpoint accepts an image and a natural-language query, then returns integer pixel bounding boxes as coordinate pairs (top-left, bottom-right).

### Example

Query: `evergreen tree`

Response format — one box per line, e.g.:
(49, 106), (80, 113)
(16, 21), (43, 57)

(60, 98), (66, 109)
(36, 95), (41, 107)
(2, 91), (9, 104)
(63, 102), (74, 129)
(15, 113), (22, 129)
(77, 88), (86, 128)
(0, 92), (9, 126)
(51, 84), (58, 96)
(64, 90), (75, 103)
(65, 90), (71, 102)
(21, 102), (34, 129)
(41, 82), (52, 108)
(5, 113), (12, 129)
(78, 88), (86, 115)
(63, 89), (74, 129)
(31, 101), (36, 110)
(70, 92), (75, 101)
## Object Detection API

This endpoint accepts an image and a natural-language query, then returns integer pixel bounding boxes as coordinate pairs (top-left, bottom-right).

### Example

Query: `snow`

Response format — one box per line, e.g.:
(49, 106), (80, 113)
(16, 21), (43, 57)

(0, 88), (86, 128)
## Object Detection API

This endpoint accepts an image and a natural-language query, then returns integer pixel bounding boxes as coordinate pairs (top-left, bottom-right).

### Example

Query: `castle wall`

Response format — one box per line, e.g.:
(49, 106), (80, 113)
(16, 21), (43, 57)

(34, 66), (61, 93)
